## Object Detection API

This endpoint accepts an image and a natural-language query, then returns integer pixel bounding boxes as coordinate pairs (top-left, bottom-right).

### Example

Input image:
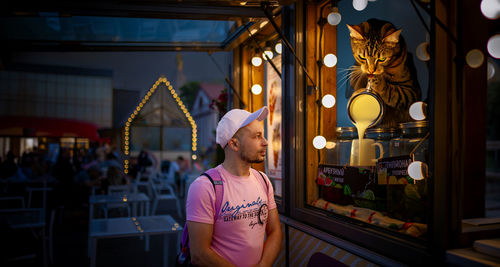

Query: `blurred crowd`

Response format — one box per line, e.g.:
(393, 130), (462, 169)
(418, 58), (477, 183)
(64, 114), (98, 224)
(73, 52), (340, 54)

(0, 143), (212, 208)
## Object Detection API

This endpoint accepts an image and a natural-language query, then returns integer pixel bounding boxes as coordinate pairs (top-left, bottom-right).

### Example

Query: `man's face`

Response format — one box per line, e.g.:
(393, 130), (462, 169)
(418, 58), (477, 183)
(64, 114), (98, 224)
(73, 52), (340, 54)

(232, 120), (268, 163)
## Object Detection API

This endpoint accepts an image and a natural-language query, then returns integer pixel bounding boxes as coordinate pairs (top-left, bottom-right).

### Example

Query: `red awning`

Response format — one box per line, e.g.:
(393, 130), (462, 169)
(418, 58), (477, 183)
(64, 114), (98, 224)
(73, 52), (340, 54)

(0, 116), (103, 141)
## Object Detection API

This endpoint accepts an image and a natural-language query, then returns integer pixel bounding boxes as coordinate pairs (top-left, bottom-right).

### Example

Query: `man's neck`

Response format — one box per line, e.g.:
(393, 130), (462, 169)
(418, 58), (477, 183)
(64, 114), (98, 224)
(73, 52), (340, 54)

(222, 159), (251, 177)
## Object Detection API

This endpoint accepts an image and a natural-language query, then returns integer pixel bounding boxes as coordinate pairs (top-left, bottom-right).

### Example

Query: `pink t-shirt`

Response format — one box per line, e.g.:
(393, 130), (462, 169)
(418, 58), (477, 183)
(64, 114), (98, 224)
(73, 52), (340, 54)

(186, 164), (276, 267)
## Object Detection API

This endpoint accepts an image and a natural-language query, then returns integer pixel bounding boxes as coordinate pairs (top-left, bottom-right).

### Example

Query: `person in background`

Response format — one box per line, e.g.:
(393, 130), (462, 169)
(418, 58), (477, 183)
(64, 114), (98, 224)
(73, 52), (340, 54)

(137, 149), (153, 174)
(0, 151), (18, 179)
(167, 156), (186, 196)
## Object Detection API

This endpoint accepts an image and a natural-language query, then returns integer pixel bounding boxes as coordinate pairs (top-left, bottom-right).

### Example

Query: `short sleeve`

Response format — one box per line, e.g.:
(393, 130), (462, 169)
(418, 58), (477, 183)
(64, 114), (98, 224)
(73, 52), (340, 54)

(262, 173), (277, 210)
(186, 176), (216, 224)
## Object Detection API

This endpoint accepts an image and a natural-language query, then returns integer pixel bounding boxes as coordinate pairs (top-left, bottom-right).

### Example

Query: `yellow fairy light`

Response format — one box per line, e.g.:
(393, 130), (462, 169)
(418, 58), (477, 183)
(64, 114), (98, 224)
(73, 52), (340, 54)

(125, 145), (129, 150)
(125, 136), (129, 141)
(125, 141), (129, 145)
(130, 114), (135, 119)
(124, 169), (129, 174)
(125, 126), (129, 131)
(125, 122), (130, 127)
(125, 132), (129, 136)
(127, 118), (132, 123)
(133, 110), (138, 115)
(145, 96), (149, 101)
(125, 160), (129, 164)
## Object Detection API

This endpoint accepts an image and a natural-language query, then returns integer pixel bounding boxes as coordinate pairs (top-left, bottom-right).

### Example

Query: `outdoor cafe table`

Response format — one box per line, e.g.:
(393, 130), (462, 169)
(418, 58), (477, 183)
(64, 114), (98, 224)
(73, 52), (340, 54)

(89, 193), (150, 219)
(88, 215), (182, 267)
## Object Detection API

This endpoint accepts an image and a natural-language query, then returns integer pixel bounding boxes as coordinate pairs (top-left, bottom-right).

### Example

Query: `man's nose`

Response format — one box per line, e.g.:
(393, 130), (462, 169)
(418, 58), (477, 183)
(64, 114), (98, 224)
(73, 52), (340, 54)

(262, 138), (268, 146)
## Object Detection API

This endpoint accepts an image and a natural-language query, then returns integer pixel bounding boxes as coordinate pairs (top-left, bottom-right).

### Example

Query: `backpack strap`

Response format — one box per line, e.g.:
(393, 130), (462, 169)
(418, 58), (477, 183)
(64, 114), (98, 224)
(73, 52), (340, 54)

(250, 168), (270, 194)
(201, 168), (224, 221)
(180, 168), (224, 253)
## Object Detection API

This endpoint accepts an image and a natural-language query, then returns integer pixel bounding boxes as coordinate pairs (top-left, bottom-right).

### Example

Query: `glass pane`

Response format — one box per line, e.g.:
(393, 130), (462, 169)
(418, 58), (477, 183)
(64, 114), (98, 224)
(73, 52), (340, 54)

(486, 57), (500, 218)
(131, 127), (160, 151)
(163, 127), (191, 151)
(1, 16), (241, 47)
(265, 54), (283, 197)
(307, 1), (431, 239)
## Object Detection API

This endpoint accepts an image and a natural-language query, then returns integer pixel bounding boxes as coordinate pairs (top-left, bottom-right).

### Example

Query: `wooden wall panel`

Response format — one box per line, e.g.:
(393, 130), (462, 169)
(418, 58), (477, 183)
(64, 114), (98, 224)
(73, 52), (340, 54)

(306, 1), (320, 205)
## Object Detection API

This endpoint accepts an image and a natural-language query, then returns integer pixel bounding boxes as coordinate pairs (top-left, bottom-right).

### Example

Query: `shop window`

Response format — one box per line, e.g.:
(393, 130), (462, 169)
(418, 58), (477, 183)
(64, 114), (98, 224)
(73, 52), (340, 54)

(60, 137), (75, 149)
(303, 0), (431, 240)
(76, 138), (89, 150)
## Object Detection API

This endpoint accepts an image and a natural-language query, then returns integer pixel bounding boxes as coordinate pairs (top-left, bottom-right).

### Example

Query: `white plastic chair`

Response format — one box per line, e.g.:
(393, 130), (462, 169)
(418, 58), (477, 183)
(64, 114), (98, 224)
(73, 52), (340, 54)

(150, 179), (182, 218)
(135, 170), (154, 198)
(105, 184), (135, 218)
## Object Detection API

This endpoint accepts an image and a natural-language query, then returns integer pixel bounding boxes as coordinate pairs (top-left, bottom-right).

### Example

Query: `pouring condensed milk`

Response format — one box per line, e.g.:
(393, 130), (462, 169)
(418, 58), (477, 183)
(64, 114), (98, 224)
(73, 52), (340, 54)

(347, 88), (384, 166)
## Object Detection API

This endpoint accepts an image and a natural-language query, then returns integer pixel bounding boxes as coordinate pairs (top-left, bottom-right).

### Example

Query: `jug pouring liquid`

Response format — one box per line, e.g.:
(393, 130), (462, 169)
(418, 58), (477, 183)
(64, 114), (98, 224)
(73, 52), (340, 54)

(347, 87), (385, 166)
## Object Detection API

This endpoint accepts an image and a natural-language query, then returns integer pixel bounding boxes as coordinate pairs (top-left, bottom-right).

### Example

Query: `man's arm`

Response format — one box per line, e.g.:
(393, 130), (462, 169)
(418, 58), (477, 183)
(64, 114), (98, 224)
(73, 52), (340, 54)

(187, 220), (235, 267)
(256, 208), (282, 267)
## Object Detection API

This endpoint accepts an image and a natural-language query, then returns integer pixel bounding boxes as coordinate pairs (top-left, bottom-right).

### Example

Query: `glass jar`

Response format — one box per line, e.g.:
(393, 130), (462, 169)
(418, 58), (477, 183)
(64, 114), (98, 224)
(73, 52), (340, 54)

(366, 127), (399, 159)
(389, 121), (429, 161)
(325, 127), (358, 166)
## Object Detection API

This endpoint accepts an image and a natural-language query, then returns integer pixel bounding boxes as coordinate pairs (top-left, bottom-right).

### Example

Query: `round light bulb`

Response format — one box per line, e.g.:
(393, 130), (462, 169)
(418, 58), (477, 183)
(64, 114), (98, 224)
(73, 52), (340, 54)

(327, 12), (342, 26)
(416, 42), (430, 62)
(487, 34), (500, 59)
(409, 101), (427, 121)
(466, 49), (485, 68)
(488, 60), (496, 80)
(313, 135), (327, 149)
(408, 161), (427, 180)
(323, 53), (337, 68)
(263, 50), (274, 60)
(251, 84), (263, 95)
(353, 0), (368, 11)
(252, 56), (263, 67)
(322, 94), (336, 108)
(275, 43), (282, 54)
(192, 154), (197, 160)
(481, 0), (500, 19)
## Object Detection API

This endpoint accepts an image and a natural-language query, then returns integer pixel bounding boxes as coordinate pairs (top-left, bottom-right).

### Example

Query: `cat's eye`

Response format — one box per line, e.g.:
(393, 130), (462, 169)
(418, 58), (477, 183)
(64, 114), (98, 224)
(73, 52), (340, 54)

(359, 55), (366, 60)
(378, 57), (387, 62)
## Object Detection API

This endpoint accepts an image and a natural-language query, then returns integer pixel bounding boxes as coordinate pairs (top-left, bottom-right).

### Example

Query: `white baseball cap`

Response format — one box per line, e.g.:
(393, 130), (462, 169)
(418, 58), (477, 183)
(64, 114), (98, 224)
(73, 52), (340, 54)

(216, 106), (269, 148)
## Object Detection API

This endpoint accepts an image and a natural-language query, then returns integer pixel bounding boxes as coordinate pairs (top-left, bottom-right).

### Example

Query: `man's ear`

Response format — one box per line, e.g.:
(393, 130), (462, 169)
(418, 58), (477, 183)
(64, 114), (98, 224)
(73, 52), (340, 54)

(227, 137), (239, 152)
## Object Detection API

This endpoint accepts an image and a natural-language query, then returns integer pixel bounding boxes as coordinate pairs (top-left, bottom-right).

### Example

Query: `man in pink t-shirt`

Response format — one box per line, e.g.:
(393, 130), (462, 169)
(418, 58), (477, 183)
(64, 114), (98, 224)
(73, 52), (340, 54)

(186, 106), (282, 267)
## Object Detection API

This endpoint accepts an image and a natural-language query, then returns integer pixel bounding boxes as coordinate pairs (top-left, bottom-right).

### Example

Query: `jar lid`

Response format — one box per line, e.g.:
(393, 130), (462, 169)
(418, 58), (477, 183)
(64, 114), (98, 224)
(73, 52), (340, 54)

(398, 121), (429, 128)
(366, 127), (399, 133)
(336, 127), (357, 133)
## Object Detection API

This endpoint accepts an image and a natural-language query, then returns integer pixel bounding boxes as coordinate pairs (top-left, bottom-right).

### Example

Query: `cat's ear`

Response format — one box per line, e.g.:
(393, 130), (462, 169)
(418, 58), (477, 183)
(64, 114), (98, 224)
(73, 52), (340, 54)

(382, 29), (402, 43)
(347, 24), (364, 40)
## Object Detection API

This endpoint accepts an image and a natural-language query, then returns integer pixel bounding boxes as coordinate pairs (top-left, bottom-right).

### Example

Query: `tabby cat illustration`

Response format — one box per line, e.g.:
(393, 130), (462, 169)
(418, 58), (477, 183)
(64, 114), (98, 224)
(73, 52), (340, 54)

(347, 19), (421, 128)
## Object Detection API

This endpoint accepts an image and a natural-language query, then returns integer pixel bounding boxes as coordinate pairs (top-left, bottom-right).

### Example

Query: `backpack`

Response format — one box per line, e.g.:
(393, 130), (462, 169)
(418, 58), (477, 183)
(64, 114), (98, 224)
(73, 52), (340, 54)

(176, 167), (269, 266)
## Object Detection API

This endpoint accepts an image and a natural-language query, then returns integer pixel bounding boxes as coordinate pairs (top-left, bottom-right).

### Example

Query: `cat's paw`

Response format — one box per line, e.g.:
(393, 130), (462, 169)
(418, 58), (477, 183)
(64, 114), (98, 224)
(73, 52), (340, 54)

(367, 75), (386, 93)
